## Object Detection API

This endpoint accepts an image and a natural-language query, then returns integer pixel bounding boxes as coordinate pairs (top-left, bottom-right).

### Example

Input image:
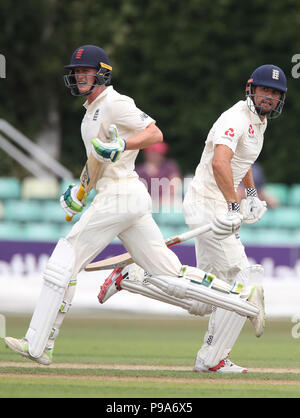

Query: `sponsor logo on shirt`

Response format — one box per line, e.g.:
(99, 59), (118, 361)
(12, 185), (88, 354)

(224, 128), (235, 138)
(248, 124), (255, 138)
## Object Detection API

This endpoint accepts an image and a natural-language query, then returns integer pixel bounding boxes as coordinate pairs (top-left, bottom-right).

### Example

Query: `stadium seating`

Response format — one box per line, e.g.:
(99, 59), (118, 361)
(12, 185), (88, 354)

(22, 177), (60, 200)
(3, 200), (44, 222)
(249, 208), (274, 228)
(40, 201), (67, 223)
(23, 222), (61, 242)
(59, 223), (73, 237)
(240, 227), (292, 246)
(268, 207), (300, 228)
(263, 183), (289, 205)
(1, 177), (300, 245)
(0, 177), (21, 199)
(0, 222), (25, 240)
(289, 184), (300, 206)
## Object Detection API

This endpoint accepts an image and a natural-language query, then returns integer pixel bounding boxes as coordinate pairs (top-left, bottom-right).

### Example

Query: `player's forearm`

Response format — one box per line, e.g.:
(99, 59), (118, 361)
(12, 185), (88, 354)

(241, 167), (255, 189)
(125, 122), (163, 150)
(212, 159), (237, 202)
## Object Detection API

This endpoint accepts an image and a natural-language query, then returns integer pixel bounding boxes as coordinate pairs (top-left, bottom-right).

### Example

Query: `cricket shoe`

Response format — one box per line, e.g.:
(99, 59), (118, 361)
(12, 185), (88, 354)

(247, 285), (265, 337)
(194, 357), (248, 374)
(5, 337), (53, 366)
(98, 267), (127, 304)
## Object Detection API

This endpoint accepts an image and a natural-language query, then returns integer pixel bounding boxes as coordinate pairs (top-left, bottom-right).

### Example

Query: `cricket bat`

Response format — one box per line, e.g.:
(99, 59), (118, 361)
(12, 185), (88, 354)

(84, 223), (212, 271)
(65, 152), (104, 222)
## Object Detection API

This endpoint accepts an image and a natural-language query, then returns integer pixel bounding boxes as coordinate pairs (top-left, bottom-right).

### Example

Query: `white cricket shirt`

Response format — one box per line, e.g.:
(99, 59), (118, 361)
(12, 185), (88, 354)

(81, 86), (155, 191)
(184, 99), (267, 222)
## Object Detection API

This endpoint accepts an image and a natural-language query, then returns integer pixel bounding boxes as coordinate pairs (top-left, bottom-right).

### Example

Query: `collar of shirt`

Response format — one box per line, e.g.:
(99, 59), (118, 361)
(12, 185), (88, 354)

(244, 97), (267, 128)
(82, 85), (113, 110)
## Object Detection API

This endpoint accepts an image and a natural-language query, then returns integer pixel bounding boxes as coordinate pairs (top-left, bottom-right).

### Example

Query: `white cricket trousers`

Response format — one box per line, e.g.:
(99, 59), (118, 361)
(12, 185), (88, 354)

(46, 179), (182, 350)
(183, 197), (249, 281)
(67, 179), (182, 277)
(183, 196), (250, 368)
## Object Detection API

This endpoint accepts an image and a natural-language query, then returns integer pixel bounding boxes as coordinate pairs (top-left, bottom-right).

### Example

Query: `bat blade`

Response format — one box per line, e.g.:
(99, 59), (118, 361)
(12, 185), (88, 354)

(84, 235), (182, 272)
(85, 252), (133, 271)
(84, 237), (180, 271)
(85, 223), (212, 272)
(80, 152), (104, 194)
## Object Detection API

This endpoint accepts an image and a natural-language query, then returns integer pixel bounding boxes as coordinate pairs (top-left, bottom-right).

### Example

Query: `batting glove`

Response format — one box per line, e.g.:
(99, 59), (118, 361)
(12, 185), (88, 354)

(212, 202), (243, 240)
(60, 184), (87, 218)
(240, 188), (267, 224)
(91, 124), (126, 163)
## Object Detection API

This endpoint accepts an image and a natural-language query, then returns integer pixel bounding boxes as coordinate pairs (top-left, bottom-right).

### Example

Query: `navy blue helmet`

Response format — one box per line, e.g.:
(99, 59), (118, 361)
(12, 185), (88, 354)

(246, 64), (287, 119)
(64, 45), (112, 96)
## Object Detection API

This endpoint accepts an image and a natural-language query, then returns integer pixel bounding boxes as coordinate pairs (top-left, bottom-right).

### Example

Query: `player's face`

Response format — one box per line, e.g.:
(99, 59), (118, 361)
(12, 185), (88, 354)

(74, 67), (97, 94)
(253, 86), (282, 115)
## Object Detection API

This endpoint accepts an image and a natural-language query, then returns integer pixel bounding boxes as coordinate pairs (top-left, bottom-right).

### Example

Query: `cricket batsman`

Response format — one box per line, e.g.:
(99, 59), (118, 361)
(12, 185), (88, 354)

(182, 64), (287, 372)
(5, 46), (264, 366)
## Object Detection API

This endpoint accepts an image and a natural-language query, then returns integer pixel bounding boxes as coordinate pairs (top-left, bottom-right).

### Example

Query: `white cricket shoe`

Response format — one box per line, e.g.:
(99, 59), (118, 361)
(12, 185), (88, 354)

(247, 285), (265, 337)
(5, 337), (53, 366)
(98, 267), (126, 304)
(194, 357), (248, 374)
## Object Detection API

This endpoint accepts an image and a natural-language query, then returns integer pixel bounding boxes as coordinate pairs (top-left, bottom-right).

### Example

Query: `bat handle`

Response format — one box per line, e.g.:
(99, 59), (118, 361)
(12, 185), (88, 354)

(76, 184), (86, 200)
(65, 184), (86, 222)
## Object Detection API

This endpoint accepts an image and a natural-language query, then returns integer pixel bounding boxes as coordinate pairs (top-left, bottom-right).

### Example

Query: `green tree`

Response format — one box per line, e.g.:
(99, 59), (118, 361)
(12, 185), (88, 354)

(0, 0), (300, 183)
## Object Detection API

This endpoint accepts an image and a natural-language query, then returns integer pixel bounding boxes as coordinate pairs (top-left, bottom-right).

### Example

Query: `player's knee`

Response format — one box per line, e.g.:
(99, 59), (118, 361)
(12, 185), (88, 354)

(235, 264), (264, 286)
(44, 238), (76, 288)
(188, 301), (213, 316)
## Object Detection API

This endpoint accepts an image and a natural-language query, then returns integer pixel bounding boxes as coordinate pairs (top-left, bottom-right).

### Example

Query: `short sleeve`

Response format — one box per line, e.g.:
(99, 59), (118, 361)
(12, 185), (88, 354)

(213, 113), (244, 153)
(111, 97), (155, 135)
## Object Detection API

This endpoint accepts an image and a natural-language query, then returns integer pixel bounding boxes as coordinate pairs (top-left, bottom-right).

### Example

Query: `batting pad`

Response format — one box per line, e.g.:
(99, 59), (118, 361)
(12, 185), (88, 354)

(122, 278), (213, 316)
(25, 239), (75, 358)
(147, 274), (259, 318)
(196, 308), (247, 368)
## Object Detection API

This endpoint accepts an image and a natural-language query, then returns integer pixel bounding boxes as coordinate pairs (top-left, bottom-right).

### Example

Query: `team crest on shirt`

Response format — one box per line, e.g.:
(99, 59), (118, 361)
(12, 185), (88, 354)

(248, 124), (255, 138)
(224, 128), (235, 139)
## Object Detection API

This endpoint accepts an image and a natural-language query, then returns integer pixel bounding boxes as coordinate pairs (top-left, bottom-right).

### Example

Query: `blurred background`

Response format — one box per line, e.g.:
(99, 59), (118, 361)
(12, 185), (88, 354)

(1, 0), (300, 317)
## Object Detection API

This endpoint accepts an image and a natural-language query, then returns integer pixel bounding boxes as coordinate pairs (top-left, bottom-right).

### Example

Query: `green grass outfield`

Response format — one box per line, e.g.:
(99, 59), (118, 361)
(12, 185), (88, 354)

(0, 315), (300, 398)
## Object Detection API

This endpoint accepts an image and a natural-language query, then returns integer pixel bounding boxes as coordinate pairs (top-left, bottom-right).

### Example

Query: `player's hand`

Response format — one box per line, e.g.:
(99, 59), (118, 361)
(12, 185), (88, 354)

(212, 203), (243, 240)
(91, 124), (126, 163)
(240, 192), (267, 225)
(60, 184), (87, 218)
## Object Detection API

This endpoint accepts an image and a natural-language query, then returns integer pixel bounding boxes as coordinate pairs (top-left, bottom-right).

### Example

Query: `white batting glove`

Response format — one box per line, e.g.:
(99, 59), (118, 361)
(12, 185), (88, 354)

(240, 188), (267, 224)
(91, 124), (126, 163)
(60, 184), (87, 218)
(212, 202), (243, 240)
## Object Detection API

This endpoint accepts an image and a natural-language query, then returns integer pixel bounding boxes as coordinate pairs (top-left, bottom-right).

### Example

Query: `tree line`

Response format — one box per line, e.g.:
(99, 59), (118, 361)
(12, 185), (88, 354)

(0, 0), (299, 183)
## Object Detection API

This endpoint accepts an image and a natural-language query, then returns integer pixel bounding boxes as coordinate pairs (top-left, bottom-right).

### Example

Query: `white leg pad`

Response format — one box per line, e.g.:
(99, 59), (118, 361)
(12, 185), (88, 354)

(47, 279), (77, 349)
(25, 238), (75, 358)
(122, 278), (213, 316)
(147, 266), (259, 318)
(196, 308), (247, 368)
(236, 264), (264, 287)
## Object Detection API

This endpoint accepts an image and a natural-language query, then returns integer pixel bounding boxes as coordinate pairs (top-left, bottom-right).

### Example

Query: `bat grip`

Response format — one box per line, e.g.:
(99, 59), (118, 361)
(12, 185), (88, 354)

(65, 184), (86, 222)
(76, 184), (86, 200)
